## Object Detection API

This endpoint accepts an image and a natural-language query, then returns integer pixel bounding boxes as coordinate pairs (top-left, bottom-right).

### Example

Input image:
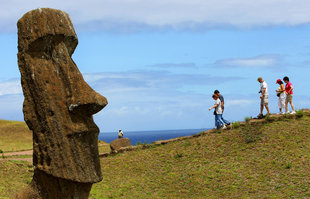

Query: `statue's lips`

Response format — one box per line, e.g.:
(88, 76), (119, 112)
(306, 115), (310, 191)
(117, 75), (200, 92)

(65, 131), (99, 139)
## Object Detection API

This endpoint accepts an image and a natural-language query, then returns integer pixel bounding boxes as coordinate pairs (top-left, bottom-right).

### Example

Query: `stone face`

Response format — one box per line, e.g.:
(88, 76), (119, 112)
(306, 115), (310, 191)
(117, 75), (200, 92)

(17, 8), (107, 197)
(110, 138), (131, 152)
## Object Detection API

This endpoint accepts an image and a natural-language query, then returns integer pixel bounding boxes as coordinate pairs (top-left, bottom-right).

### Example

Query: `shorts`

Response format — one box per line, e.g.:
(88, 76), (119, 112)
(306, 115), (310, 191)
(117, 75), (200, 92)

(261, 95), (268, 105)
(286, 94), (293, 103)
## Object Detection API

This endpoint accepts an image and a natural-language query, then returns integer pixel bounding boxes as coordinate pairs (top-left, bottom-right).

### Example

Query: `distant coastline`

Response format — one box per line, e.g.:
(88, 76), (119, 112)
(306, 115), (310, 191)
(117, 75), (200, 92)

(99, 128), (209, 145)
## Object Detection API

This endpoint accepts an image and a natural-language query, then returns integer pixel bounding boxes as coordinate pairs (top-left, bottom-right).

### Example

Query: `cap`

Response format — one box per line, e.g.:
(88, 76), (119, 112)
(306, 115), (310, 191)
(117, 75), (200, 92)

(276, 79), (281, 84)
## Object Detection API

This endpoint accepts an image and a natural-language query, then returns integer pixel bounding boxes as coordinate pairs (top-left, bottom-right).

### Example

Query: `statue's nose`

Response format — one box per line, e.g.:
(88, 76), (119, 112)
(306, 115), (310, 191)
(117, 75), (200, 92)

(69, 91), (108, 116)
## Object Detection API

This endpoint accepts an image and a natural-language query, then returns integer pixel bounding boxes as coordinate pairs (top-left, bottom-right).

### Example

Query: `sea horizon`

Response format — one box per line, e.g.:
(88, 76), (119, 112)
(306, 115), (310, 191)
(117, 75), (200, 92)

(99, 128), (210, 145)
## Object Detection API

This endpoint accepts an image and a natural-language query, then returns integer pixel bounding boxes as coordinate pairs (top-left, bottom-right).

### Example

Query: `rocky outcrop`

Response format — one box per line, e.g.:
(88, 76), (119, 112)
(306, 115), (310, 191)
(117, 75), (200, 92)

(110, 138), (131, 152)
(17, 8), (107, 199)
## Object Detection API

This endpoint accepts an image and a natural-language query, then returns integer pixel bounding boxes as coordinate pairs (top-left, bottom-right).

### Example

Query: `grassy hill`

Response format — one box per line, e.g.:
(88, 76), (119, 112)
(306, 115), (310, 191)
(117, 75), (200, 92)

(1, 111), (310, 198)
(0, 120), (32, 152)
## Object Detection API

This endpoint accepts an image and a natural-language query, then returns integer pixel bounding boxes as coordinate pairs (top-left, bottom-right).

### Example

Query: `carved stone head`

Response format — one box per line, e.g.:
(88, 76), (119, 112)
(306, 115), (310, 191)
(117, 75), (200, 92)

(17, 8), (107, 183)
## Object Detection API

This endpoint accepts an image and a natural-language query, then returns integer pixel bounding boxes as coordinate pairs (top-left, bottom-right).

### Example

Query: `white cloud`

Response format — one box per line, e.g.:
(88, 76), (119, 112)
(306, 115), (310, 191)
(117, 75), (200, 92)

(146, 63), (198, 69)
(0, 79), (22, 96)
(2, 0), (310, 32)
(215, 55), (280, 67)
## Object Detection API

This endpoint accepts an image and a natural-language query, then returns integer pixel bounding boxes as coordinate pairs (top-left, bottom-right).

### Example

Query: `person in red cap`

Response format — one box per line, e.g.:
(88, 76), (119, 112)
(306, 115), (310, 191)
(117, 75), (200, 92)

(275, 79), (285, 114)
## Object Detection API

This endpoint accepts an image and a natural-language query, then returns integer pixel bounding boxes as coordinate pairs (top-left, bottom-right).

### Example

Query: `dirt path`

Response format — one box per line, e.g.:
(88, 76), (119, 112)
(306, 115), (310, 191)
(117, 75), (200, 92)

(0, 149), (33, 163)
(0, 157), (32, 163)
(2, 149), (33, 157)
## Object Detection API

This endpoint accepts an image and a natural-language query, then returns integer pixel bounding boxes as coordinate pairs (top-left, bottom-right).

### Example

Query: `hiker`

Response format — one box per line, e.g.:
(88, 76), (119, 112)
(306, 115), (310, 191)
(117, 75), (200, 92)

(276, 79), (286, 114)
(283, 76), (295, 114)
(257, 77), (270, 118)
(214, 90), (230, 125)
(209, 94), (226, 129)
(118, 129), (124, 138)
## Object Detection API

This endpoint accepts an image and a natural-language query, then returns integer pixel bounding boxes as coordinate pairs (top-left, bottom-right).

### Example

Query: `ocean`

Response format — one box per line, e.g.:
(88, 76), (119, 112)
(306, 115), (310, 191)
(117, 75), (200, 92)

(99, 128), (208, 145)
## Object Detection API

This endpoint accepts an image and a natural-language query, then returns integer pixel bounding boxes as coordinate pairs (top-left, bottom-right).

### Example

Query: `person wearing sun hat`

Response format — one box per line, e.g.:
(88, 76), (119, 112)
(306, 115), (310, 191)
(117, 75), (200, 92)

(275, 79), (286, 114)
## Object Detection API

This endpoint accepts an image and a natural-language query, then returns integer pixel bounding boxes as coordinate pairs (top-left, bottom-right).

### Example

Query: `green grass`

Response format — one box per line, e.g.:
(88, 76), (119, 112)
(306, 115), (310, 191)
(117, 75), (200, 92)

(0, 120), (32, 152)
(98, 144), (111, 154)
(1, 115), (310, 198)
(90, 116), (310, 198)
(0, 161), (32, 198)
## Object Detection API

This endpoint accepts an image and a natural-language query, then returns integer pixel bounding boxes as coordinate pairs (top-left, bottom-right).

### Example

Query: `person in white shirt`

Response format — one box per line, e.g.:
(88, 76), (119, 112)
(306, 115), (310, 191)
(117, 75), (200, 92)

(118, 129), (124, 138)
(209, 94), (226, 129)
(257, 77), (270, 118)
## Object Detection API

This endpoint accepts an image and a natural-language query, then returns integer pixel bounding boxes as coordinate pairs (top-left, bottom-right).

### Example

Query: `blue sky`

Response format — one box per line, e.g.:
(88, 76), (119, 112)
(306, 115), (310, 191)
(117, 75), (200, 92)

(0, 0), (310, 132)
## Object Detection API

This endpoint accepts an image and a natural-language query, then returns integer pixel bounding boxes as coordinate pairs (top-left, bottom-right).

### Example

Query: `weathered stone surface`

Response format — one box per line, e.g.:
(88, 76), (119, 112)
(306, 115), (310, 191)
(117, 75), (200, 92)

(110, 138), (131, 152)
(17, 8), (107, 198)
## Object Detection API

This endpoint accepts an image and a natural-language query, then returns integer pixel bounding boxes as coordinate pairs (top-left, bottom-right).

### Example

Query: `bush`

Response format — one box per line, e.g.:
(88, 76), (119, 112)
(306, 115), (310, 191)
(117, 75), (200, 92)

(296, 110), (304, 118)
(174, 153), (183, 158)
(265, 113), (272, 122)
(232, 122), (240, 129)
(285, 162), (292, 169)
(0, 149), (3, 159)
(136, 141), (147, 146)
(244, 116), (252, 123)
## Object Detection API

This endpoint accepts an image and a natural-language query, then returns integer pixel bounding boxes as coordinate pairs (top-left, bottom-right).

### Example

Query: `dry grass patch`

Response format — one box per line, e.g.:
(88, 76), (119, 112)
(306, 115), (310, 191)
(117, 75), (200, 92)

(0, 120), (32, 152)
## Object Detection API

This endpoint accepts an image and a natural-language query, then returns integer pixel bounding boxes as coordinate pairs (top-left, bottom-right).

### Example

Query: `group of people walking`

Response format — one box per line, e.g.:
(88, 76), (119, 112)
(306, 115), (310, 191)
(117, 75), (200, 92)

(209, 90), (230, 129)
(209, 76), (295, 129)
(257, 76), (295, 118)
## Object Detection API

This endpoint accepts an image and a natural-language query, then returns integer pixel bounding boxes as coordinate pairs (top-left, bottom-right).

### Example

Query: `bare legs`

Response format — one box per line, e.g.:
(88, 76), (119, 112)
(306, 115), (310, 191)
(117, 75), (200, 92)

(260, 104), (270, 115)
(285, 101), (295, 113)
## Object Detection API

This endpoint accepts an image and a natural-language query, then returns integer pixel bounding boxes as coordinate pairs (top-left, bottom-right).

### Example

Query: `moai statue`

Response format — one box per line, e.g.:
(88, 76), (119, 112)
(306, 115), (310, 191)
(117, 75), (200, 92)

(16, 8), (108, 199)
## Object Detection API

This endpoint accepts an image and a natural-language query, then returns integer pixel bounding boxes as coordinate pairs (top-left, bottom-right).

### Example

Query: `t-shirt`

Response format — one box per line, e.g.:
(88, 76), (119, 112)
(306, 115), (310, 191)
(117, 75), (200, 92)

(215, 98), (223, 114)
(285, 82), (293, 95)
(219, 94), (224, 103)
(260, 81), (269, 96)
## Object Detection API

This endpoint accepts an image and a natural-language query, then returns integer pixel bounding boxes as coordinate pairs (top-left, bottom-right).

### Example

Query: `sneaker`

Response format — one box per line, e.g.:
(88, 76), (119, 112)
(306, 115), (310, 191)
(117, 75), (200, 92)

(222, 125), (227, 129)
(280, 112), (285, 115)
(285, 111), (290, 114)
(257, 114), (263, 119)
(290, 111), (296, 114)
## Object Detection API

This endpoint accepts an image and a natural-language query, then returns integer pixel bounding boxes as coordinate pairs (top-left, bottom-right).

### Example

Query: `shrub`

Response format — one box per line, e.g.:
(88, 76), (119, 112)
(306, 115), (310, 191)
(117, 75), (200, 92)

(265, 113), (272, 122)
(213, 129), (222, 134)
(232, 122), (240, 129)
(0, 149), (3, 159)
(136, 141), (147, 146)
(285, 162), (292, 169)
(244, 116), (252, 123)
(296, 110), (304, 118)
(174, 153), (183, 158)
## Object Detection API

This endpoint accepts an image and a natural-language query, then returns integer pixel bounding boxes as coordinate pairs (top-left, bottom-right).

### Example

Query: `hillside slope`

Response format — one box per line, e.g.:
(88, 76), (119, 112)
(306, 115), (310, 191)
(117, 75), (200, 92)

(92, 112), (310, 198)
(0, 120), (32, 152)
(0, 112), (309, 198)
